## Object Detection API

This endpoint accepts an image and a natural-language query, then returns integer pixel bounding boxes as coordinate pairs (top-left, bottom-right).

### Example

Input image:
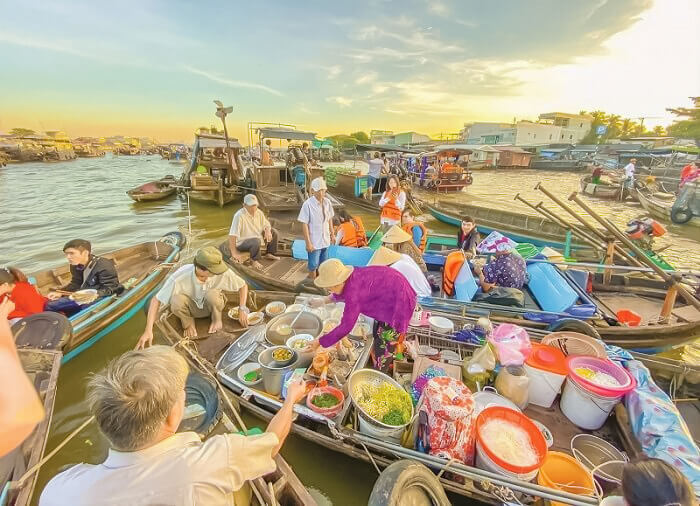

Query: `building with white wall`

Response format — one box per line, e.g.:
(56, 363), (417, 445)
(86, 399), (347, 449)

(538, 112), (592, 143)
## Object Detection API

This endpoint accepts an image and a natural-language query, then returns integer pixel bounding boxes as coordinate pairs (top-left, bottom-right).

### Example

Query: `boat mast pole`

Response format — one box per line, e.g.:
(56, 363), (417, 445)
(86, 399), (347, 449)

(214, 100), (236, 180)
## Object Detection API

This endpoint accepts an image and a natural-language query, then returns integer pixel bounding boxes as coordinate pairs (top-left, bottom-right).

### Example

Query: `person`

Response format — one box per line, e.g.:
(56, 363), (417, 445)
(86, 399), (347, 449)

(286, 142), (309, 192)
(475, 242), (527, 293)
(228, 194), (279, 271)
(302, 142), (316, 165)
(623, 158), (636, 190)
(307, 258), (416, 373)
(45, 239), (121, 317)
(378, 175), (406, 229)
(39, 345), (306, 506)
(136, 247), (248, 348)
(591, 165), (604, 184)
(369, 246), (431, 297)
(298, 177), (335, 280)
(599, 457), (695, 506)
(401, 209), (427, 252)
(366, 151), (384, 199)
(334, 208), (368, 247)
(457, 216), (480, 258)
(0, 267), (47, 324)
(382, 225), (427, 272)
(261, 139), (272, 165)
(380, 152), (389, 172)
(680, 161), (699, 187)
(0, 299), (45, 457)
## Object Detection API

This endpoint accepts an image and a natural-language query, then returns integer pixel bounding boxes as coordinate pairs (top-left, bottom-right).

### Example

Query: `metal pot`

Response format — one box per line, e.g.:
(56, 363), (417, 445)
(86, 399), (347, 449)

(265, 311), (322, 346)
(258, 346), (299, 396)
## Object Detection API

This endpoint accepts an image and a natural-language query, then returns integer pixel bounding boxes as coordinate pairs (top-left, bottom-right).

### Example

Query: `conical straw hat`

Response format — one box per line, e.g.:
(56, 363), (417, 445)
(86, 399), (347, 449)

(369, 246), (402, 266)
(381, 225), (412, 244)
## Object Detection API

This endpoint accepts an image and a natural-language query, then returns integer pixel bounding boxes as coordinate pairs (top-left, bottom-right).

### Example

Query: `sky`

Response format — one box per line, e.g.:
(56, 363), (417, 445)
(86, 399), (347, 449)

(0, 0), (698, 142)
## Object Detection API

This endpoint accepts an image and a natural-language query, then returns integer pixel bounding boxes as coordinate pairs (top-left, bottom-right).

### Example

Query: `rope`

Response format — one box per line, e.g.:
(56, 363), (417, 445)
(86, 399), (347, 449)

(359, 441), (382, 475)
(436, 457), (458, 479)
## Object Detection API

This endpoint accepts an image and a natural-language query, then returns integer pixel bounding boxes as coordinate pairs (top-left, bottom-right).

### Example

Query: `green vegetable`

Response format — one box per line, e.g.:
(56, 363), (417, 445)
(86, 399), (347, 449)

(381, 409), (405, 426)
(243, 370), (260, 382)
(311, 393), (340, 408)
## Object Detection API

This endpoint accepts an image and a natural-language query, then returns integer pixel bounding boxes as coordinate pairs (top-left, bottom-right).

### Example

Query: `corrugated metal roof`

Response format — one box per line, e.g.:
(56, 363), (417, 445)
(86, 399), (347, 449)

(355, 143), (420, 154)
(435, 143), (497, 152)
(492, 146), (531, 154)
(197, 135), (243, 149)
(257, 128), (316, 141)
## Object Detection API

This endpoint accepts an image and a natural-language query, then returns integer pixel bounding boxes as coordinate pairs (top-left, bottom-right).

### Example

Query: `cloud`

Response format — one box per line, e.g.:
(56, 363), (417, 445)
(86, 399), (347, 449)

(352, 25), (461, 53)
(456, 18), (478, 28)
(326, 96), (353, 107)
(355, 72), (378, 84)
(0, 32), (94, 59)
(429, 1), (448, 16)
(182, 66), (283, 96)
(298, 103), (319, 115)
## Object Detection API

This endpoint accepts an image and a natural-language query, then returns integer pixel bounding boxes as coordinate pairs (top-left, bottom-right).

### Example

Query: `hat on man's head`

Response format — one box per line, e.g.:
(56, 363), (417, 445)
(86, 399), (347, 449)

(243, 194), (258, 206)
(313, 258), (354, 288)
(311, 177), (328, 192)
(369, 246), (402, 266)
(381, 225), (412, 244)
(194, 246), (228, 275)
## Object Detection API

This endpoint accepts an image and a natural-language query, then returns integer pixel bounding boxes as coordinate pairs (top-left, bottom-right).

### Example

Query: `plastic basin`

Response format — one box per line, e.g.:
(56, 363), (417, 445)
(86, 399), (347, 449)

(616, 309), (641, 326)
(537, 451), (595, 506)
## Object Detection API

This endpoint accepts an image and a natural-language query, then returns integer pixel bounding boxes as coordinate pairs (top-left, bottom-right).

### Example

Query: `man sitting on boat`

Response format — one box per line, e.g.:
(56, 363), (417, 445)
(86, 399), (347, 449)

(474, 242), (527, 293)
(136, 247), (248, 348)
(334, 209), (367, 248)
(306, 258), (416, 373)
(228, 194), (279, 270)
(401, 209), (427, 252)
(45, 239), (122, 317)
(369, 246), (431, 297)
(457, 216), (480, 259)
(298, 177), (334, 281)
(39, 345), (306, 505)
(381, 225), (427, 272)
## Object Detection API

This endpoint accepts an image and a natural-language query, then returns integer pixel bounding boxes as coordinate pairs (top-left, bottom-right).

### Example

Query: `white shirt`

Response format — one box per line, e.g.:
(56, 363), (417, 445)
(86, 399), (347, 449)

(378, 190), (407, 225)
(229, 207), (271, 245)
(391, 254), (431, 297)
(297, 195), (335, 250)
(156, 264), (246, 309)
(624, 162), (635, 178)
(367, 158), (384, 178)
(39, 431), (279, 506)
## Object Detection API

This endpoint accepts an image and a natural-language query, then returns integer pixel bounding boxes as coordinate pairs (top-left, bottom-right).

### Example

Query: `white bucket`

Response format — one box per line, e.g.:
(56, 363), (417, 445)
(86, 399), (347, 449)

(524, 363), (566, 408)
(357, 411), (405, 443)
(560, 377), (622, 430)
(475, 440), (539, 482)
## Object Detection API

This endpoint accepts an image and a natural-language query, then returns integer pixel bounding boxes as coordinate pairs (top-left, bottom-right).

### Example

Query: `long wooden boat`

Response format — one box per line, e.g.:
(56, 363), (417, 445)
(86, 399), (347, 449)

(637, 186), (700, 227)
(126, 176), (177, 202)
(0, 349), (61, 506)
(21, 232), (184, 363)
(529, 159), (587, 172)
(579, 175), (624, 199)
(154, 290), (672, 506)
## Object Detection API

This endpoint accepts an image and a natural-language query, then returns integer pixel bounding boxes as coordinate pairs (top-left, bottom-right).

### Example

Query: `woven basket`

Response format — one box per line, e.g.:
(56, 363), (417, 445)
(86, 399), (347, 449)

(541, 331), (606, 359)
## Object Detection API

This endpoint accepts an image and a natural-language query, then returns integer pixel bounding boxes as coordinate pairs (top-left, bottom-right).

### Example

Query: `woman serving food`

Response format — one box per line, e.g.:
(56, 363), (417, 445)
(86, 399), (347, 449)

(305, 258), (416, 373)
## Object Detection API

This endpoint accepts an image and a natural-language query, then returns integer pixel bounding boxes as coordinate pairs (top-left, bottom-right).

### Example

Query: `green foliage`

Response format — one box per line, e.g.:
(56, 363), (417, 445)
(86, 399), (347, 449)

(9, 127), (36, 137)
(326, 134), (361, 149)
(666, 97), (700, 140)
(349, 131), (369, 143)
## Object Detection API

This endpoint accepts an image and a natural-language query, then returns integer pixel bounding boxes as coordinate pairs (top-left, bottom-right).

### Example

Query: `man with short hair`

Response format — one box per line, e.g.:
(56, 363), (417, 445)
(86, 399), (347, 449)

(228, 194), (279, 271)
(366, 151), (384, 199)
(136, 247), (248, 348)
(623, 158), (636, 189)
(298, 177), (334, 279)
(45, 239), (121, 316)
(39, 345), (306, 506)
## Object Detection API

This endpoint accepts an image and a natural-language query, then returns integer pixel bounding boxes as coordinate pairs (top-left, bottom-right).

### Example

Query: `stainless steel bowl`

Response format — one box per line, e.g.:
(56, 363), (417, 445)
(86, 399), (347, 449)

(265, 311), (322, 346)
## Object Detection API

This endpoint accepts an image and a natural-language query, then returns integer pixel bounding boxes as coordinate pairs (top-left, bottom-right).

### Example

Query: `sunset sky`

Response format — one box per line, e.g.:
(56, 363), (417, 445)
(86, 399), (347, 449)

(1, 0), (698, 142)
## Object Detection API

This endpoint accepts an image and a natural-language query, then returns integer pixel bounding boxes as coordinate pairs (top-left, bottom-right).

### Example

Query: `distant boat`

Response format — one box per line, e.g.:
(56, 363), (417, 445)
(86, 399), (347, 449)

(127, 176), (177, 202)
(637, 183), (700, 227)
(579, 174), (625, 200)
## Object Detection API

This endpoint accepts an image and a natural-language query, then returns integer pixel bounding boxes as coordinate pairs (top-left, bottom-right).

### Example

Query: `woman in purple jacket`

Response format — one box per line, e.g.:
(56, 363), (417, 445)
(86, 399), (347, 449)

(307, 258), (416, 372)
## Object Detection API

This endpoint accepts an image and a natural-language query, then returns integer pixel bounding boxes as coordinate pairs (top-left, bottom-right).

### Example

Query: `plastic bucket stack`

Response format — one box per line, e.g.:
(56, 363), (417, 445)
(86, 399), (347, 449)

(524, 343), (568, 408)
(560, 356), (636, 430)
(537, 451), (595, 506)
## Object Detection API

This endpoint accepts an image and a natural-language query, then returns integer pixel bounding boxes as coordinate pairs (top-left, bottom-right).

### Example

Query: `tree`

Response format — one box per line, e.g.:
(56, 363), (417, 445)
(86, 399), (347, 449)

(620, 118), (639, 138)
(666, 97), (700, 140)
(652, 125), (666, 136)
(606, 114), (622, 138)
(632, 123), (647, 136)
(9, 128), (35, 137)
(349, 131), (369, 143)
(581, 110), (608, 143)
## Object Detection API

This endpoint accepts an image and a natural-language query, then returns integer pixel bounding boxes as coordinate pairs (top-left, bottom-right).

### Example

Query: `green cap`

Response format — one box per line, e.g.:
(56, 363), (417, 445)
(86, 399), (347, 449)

(194, 246), (228, 275)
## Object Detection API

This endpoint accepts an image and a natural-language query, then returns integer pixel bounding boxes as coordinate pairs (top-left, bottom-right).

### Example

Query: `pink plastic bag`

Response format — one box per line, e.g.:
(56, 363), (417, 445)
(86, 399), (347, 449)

(488, 323), (532, 366)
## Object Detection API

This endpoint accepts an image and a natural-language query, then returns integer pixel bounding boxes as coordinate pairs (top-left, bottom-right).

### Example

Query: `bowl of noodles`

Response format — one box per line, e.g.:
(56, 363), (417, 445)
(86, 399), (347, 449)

(265, 301), (286, 318)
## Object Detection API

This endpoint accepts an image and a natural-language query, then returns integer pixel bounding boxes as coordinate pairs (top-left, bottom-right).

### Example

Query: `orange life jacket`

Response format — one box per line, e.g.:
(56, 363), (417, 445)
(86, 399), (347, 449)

(442, 251), (466, 297)
(353, 216), (368, 247)
(402, 222), (427, 252)
(338, 217), (368, 248)
(381, 191), (402, 221)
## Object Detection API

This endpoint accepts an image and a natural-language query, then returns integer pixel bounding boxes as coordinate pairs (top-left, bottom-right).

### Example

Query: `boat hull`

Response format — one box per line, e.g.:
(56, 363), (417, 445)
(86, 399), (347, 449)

(637, 189), (700, 227)
(579, 175), (624, 199)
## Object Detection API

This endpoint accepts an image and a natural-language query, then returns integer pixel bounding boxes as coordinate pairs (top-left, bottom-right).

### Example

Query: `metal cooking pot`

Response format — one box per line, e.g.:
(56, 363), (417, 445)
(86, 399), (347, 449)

(265, 311), (322, 346)
(258, 346), (299, 396)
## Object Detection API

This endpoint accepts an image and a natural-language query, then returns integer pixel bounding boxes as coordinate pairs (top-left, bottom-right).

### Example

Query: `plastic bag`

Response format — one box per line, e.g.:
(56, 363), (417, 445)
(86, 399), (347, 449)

(461, 344), (496, 392)
(488, 323), (532, 366)
(494, 365), (529, 409)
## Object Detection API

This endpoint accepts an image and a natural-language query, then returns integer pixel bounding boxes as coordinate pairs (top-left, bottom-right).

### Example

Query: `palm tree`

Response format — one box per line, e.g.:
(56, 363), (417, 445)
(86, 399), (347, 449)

(652, 125), (666, 136)
(607, 114), (622, 138)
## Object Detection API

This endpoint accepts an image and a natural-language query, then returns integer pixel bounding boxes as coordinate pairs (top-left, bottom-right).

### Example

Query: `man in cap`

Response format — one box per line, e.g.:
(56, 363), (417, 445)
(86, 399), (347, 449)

(136, 247), (249, 348)
(228, 194), (279, 270)
(381, 225), (427, 272)
(298, 177), (334, 280)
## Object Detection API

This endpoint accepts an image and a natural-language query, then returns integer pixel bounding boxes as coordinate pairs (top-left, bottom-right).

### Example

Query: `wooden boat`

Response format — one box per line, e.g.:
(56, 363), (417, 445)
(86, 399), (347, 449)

(637, 185), (700, 227)
(126, 176), (177, 202)
(154, 290), (671, 506)
(579, 174), (624, 199)
(529, 158), (587, 172)
(22, 232), (184, 363)
(414, 147), (474, 192)
(0, 349), (61, 506)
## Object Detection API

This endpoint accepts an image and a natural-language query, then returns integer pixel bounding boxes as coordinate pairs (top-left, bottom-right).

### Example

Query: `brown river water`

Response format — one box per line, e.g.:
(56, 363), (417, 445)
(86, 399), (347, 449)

(1, 155), (698, 505)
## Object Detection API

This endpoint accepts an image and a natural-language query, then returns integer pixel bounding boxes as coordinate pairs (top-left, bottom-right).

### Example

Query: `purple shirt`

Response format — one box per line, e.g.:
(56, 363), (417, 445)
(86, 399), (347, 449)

(319, 266), (417, 347)
(482, 253), (527, 289)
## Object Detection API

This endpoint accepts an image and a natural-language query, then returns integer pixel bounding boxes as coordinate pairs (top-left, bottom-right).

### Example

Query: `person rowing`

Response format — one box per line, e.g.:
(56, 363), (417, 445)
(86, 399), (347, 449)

(305, 258), (416, 373)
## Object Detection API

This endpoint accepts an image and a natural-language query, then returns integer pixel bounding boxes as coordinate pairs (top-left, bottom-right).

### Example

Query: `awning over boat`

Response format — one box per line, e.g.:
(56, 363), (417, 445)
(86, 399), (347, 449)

(355, 143), (420, 154)
(493, 146), (531, 153)
(196, 135), (243, 149)
(257, 128), (316, 141)
(434, 144), (495, 153)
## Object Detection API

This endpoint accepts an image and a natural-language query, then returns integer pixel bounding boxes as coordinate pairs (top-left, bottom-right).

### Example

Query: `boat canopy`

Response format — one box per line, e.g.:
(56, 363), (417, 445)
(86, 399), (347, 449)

(197, 135), (243, 149)
(257, 127), (316, 141)
(355, 143), (420, 154)
(493, 146), (531, 153)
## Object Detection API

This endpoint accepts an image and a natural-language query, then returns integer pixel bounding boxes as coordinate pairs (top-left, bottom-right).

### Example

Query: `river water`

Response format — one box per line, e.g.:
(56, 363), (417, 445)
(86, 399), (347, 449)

(1, 155), (698, 505)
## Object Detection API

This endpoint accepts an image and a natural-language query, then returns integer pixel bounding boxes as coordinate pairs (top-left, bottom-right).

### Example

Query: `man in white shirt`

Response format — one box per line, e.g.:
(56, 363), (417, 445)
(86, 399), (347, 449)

(136, 247), (248, 347)
(366, 151), (384, 199)
(298, 177), (334, 279)
(39, 345), (306, 506)
(369, 246), (431, 297)
(623, 158), (636, 189)
(228, 194), (279, 271)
